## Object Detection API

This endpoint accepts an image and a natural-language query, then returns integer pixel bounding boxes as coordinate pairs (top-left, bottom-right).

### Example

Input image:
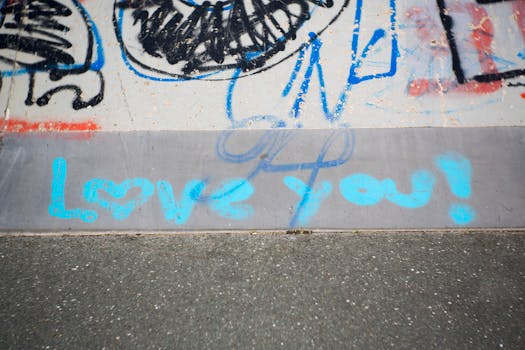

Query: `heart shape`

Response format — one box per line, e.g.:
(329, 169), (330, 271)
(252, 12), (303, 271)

(83, 178), (155, 220)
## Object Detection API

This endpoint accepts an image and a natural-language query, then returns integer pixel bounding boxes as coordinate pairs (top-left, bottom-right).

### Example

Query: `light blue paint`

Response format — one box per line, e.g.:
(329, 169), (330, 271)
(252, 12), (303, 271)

(491, 55), (519, 69)
(382, 170), (435, 208)
(435, 152), (475, 225)
(157, 180), (206, 225)
(435, 152), (472, 199)
(340, 174), (384, 206)
(340, 171), (436, 209)
(83, 178), (155, 220)
(208, 179), (254, 220)
(449, 203), (475, 225)
(48, 158), (98, 223)
(284, 176), (332, 226)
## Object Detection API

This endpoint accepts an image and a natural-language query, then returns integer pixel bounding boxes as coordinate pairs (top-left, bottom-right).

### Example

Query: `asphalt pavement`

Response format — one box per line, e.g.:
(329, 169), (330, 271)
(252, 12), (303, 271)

(1, 231), (524, 349)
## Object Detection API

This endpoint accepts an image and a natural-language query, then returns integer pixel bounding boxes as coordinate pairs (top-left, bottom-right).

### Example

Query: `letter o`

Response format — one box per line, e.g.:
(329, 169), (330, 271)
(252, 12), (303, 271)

(339, 174), (384, 206)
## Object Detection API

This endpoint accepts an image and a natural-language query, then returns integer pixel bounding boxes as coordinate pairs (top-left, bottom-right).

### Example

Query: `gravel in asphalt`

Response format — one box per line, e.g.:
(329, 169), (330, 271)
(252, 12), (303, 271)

(0, 231), (524, 349)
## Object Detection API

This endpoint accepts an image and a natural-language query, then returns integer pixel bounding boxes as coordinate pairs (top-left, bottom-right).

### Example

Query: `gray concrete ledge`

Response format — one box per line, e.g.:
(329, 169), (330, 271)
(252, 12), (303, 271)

(1, 127), (524, 231)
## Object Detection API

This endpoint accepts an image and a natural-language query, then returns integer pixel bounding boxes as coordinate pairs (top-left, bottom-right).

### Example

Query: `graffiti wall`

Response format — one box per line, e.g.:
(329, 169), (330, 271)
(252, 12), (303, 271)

(1, 0), (524, 130)
(0, 0), (524, 231)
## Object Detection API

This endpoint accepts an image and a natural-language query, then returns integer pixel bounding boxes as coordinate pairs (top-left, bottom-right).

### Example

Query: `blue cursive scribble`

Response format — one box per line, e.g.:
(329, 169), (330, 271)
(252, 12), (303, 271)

(216, 129), (355, 227)
(225, 0), (399, 127)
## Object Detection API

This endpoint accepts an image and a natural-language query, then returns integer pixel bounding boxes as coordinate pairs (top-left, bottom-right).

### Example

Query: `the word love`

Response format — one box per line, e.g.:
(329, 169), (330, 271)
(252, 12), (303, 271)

(48, 157), (253, 224)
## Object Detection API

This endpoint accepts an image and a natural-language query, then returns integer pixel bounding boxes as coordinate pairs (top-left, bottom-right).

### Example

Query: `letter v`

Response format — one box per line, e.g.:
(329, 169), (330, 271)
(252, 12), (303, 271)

(157, 180), (205, 225)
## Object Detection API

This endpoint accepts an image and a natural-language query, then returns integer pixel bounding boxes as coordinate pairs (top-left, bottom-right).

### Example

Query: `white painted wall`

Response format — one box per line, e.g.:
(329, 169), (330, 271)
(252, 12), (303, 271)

(1, 0), (524, 131)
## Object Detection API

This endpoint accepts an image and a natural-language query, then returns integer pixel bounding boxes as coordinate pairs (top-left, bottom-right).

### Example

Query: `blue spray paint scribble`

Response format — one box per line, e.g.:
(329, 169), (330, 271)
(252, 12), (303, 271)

(216, 128), (355, 227)
(226, 0), (398, 127)
(225, 67), (287, 129)
(157, 180), (206, 225)
(83, 178), (155, 220)
(435, 152), (475, 225)
(48, 157), (98, 223)
(284, 176), (332, 226)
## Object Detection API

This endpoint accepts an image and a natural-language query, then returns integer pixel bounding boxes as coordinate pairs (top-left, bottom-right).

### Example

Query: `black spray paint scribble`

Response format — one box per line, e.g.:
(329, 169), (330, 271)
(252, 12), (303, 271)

(0, 0), (104, 110)
(114, 0), (349, 79)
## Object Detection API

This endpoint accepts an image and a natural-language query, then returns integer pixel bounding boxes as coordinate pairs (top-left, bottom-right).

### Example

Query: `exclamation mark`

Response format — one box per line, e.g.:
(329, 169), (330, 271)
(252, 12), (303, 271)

(434, 152), (476, 225)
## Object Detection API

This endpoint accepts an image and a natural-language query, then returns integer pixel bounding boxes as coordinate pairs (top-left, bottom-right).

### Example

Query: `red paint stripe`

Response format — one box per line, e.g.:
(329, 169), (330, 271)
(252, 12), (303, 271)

(0, 119), (101, 133)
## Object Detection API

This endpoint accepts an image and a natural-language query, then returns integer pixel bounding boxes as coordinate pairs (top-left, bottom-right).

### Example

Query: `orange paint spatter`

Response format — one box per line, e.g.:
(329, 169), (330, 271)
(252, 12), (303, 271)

(521, 92), (525, 100)
(0, 118), (101, 133)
